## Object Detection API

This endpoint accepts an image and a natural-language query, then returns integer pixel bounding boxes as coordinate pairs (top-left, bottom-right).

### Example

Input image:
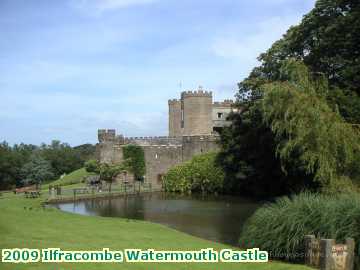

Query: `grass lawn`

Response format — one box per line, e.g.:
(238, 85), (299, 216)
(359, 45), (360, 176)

(0, 194), (312, 270)
(42, 168), (93, 190)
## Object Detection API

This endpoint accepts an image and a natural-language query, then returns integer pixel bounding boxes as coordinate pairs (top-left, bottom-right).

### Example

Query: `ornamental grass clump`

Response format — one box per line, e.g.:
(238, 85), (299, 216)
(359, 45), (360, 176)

(239, 192), (360, 264)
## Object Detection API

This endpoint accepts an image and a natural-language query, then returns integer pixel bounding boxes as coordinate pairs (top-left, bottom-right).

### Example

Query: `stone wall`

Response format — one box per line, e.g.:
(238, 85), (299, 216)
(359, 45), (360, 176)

(97, 142), (123, 164)
(181, 90), (213, 136)
(143, 145), (183, 190)
(168, 99), (182, 137)
(305, 235), (355, 270)
(124, 136), (182, 146)
(182, 135), (219, 161)
(97, 130), (220, 190)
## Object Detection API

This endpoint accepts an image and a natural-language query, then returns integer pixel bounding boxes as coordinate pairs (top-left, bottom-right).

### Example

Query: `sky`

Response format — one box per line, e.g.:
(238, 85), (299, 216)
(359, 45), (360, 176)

(0, 0), (316, 146)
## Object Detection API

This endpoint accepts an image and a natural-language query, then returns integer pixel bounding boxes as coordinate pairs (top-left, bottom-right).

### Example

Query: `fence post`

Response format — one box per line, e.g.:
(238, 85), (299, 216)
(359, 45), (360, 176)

(305, 235), (318, 267)
(345, 238), (355, 270)
(320, 239), (335, 270)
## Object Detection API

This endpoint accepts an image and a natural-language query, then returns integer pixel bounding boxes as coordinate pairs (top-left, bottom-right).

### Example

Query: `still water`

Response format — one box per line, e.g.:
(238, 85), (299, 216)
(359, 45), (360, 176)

(56, 192), (261, 245)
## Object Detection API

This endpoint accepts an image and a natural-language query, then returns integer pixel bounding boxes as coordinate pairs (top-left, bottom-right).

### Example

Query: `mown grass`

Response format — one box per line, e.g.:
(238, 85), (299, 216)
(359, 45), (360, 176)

(0, 193), (311, 270)
(240, 192), (360, 265)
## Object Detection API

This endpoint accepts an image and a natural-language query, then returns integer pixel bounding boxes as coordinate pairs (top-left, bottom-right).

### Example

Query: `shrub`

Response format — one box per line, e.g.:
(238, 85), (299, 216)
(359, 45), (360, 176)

(163, 152), (224, 194)
(84, 159), (100, 174)
(239, 192), (360, 265)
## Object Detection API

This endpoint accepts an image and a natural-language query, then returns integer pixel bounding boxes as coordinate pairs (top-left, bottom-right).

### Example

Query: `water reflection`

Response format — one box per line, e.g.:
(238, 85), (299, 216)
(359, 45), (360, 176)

(56, 192), (261, 245)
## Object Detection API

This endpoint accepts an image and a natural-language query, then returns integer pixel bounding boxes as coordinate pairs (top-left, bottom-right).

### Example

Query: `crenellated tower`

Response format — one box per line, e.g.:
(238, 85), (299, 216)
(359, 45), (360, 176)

(181, 87), (213, 136)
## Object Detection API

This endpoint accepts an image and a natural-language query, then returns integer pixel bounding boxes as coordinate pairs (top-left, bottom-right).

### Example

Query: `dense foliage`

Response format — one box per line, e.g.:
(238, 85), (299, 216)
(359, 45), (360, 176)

(85, 159), (126, 191)
(20, 153), (54, 186)
(239, 192), (360, 265)
(262, 61), (360, 192)
(84, 159), (100, 174)
(218, 0), (360, 197)
(164, 152), (224, 194)
(122, 144), (146, 181)
(0, 141), (96, 190)
(98, 163), (125, 192)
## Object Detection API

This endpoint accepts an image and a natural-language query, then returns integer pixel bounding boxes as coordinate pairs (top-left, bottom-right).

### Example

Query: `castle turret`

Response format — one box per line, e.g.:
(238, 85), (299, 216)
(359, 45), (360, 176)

(168, 99), (182, 137)
(98, 129), (116, 143)
(181, 86), (213, 136)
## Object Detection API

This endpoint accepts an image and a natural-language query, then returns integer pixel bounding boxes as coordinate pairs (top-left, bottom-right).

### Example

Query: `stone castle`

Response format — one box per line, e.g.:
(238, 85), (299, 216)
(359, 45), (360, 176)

(97, 87), (234, 190)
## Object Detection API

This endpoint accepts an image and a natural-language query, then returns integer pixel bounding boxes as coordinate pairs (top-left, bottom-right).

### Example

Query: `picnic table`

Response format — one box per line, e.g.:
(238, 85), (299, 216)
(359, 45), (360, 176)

(24, 191), (41, 198)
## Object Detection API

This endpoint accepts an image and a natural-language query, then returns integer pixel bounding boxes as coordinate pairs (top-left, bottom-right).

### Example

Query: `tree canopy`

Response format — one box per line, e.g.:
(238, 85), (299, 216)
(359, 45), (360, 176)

(219, 0), (360, 197)
(0, 141), (96, 190)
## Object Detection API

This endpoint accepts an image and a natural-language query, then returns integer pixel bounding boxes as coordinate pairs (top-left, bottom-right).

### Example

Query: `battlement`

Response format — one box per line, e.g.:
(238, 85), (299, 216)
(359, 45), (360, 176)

(98, 129), (117, 142)
(168, 99), (180, 105)
(213, 99), (234, 107)
(124, 136), (182, 146)
(98, 130), (219, 146)
(181, 90), (212, 98)
(182, 134), (219, 142)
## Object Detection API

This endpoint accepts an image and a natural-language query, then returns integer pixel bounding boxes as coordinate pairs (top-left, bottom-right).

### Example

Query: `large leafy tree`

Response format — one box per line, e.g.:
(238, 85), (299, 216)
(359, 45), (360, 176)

(219, 0), (360, 196)
(239, 0), (360, 123)
(41, 140), (83, 178)
(20, 153), (54, 187)
(262, 61), (360, 192)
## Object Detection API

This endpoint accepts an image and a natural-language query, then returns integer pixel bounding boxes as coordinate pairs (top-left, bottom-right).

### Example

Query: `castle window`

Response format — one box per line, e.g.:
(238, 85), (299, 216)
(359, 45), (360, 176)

(217, 112), (223, 119)
(155, 153), (158, 159)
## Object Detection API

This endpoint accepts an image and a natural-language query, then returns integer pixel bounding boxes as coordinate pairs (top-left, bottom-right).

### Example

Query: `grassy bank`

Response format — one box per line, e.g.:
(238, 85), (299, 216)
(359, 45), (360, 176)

(0, 193), (311, 270)
(42, 168), (92, 189)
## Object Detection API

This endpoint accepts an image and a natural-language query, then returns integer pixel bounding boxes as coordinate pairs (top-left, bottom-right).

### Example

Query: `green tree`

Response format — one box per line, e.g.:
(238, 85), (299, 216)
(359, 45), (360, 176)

(262, 60), (360, 192)
(219, 0), (360, 196)
(99, 163), (124, 192)
(122, 145), (145, 181)
(73, 143), (96, 162)
(0, 142), (38, 190)
(41, 140), (83, 178)
(20, 153), (54, 188)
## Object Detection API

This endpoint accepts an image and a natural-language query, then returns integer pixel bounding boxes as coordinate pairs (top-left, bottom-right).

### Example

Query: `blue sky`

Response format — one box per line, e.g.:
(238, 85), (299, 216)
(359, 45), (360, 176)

(0, 0), (315, 146)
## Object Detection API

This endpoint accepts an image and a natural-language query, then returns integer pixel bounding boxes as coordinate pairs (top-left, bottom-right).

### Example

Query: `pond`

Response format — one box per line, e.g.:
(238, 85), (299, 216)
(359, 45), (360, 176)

(55, 192), (261, 246)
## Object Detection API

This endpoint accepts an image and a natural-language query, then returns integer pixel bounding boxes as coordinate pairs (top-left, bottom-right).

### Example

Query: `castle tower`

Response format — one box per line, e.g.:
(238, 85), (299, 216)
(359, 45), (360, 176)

(168, 99), (182, 137)
(181, 87), (213, 136)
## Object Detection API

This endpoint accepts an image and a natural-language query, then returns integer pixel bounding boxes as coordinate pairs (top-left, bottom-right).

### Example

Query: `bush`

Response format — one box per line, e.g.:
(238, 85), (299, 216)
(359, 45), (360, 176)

(163, 152), (224, 194)
(239, 192), (360, 265)
(84, 159), (100, 174)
